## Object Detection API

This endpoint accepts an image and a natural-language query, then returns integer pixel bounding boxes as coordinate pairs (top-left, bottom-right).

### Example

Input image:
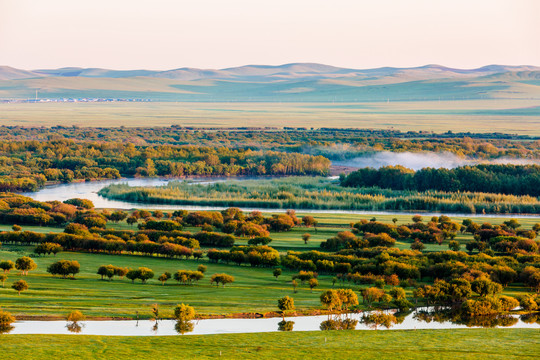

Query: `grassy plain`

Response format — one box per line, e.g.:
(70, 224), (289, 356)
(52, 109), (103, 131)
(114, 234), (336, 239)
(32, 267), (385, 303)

(1, 100), (539, 134)
(0, 211), (538, 318)
(2, 329), (539, 360)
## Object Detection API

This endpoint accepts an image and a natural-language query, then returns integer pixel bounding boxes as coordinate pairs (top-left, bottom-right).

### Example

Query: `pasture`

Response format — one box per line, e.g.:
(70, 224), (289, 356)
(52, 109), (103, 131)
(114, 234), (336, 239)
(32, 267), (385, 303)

(2, 329), (539, 360)
(1, 100), (539, 135)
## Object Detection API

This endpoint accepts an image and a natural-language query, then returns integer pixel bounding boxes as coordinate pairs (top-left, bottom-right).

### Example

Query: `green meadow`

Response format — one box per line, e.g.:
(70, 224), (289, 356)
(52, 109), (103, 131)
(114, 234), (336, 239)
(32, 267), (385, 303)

(0, 210), (537, 318)
(2, 329), (539, 360)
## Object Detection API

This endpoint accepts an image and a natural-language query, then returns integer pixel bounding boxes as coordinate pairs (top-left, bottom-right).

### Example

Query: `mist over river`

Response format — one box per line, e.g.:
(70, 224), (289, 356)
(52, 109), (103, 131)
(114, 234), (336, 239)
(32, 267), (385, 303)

(332, 151), (540, 171)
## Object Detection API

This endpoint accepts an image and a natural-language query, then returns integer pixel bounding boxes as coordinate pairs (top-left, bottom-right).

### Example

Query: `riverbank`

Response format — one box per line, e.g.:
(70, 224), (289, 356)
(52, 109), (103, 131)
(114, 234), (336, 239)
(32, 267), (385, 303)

(2, 329), (539, 359)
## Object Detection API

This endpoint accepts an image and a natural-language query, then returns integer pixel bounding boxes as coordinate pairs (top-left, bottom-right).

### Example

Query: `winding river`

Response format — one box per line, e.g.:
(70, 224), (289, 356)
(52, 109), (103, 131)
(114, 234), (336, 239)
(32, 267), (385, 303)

(22, 177), (540, 219)
(22, 177), (540, 218)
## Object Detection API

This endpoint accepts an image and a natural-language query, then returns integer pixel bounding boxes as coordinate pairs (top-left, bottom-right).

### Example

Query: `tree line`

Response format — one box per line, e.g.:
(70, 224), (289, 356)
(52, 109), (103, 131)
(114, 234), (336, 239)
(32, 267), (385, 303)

(0, 139), (331, 192)
(340, 164), (540, 197)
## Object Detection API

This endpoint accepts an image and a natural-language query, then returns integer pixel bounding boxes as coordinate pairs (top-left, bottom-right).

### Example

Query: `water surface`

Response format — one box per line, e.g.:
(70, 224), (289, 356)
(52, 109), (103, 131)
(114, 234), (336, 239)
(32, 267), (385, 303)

(6, 311), (539, 336)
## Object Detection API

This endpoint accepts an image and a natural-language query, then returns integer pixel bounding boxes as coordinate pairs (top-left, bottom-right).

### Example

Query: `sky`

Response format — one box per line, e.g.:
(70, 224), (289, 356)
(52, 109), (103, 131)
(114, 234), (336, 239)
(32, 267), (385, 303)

(0, 0), (539, 70)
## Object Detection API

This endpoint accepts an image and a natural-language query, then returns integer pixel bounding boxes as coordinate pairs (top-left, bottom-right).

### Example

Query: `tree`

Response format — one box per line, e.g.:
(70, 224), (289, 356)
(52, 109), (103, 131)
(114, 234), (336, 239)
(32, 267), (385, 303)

(410, 240), (425, 251)
(292, 279), (298, 293)
(174, 304), (195, 321)
(12, 224), (21, 232)
(210, 273), (234, 287)
(389, 287), (406, 301)
(12, 279), (28, 295)
(448, 240), (460, 251)
(277, 296), (295, 319)
(126, 269), (138, 283)
(302, 216), (318, 227)
(0, 310), (15, 326)
(67, 310), (85, 322)
(302, 233), (311, 244)
(47, 260), (80, 278)
(109, 210), (128, 223)
(151, 304), (159, 321)
(0, 260), (15, 273)
(392, 218), (398, 224)
(412, 215), (423, 223)
(0, 274), (7, 287)
(97, 265), (116, 281)
(361, 287), (385, 307)
(114, 266), (129, 279)
(35, 242), (63, 256)
(503, 219), (520, 229)
(197, 264), (207, 273)
(309, 278), (319, 292)
(336, 288), (359, 311)
(126, 216), (138, 227)
(158, 272), (171, 285)
(491, 266), (517, 287)
(15, 257), (37, 275)
(273, 268), (282, 279)
(472, 277), (503, 297)
(138, 267), (154, 283)
(320, 289), (341, 311)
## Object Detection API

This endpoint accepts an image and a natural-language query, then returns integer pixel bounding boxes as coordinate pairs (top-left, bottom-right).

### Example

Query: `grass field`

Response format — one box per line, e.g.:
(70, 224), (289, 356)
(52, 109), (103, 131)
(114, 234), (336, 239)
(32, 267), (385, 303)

(1, 100), (539, 135)
(0, 212), (537, 318)
(2, 329), (539, 359)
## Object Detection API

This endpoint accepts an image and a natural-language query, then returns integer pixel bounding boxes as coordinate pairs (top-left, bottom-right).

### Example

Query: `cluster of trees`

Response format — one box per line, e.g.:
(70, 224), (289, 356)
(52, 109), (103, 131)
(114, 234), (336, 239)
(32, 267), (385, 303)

(0, 138), (331, 192)
(207, 245), (280, 267)
(34, 242), (63, 256)
(97, 265), (129, 280)
(341, 164), (540, 197)
(0, 193), (95, 227)
(47, 260), (80, 278)
(2, 126), (537, 161)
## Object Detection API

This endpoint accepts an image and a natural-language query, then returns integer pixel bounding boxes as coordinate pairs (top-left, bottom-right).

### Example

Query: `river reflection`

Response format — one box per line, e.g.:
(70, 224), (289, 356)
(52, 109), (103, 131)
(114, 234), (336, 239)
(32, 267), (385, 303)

(66, 321), (84, 333)
(6, 308), (540, 336)
(278, 320), (294, 331)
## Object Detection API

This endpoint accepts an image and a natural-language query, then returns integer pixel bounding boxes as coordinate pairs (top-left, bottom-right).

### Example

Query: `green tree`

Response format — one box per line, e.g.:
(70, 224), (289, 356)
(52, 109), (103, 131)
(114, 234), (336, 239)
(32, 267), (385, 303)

(126, 269), (139, 283)
(320, 289), (341, 311)
(12, 279), (28, 295)
(448, 240), (460, 251)
(273, 268), (282, 279)
(0, 274), (7, 287)
(138, 267), (154, 283)
(0, 260), (15, 273)
(15, 257), (37, 275)
(472, 277), (503, 297)
(389, 287), (406, 301)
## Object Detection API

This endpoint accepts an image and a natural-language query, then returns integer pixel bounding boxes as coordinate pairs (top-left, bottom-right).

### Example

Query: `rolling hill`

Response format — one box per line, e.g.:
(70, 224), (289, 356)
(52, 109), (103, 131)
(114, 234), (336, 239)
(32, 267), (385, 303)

(0, 63), (539, 102)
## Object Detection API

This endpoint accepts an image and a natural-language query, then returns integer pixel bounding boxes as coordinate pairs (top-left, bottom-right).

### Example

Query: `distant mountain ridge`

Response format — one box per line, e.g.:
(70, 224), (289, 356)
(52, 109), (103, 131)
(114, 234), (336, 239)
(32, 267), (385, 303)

(1, 63), (539, 102)
(2, 63), (539, 81)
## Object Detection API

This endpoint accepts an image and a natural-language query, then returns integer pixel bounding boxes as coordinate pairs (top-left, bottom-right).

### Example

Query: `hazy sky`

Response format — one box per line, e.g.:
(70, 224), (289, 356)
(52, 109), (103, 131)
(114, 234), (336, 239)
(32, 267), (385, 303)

(1, 0), (539, 70)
